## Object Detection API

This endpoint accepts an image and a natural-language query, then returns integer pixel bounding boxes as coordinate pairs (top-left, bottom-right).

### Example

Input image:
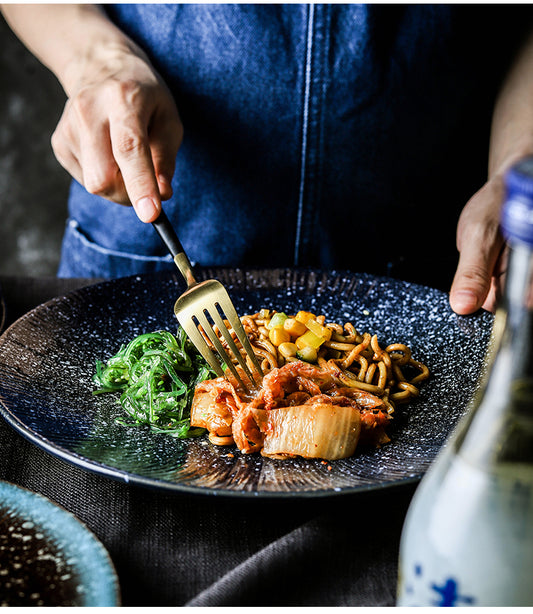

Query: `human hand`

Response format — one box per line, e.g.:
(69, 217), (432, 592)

(449, 176), (508, 315)
(51, 49), (183, 223)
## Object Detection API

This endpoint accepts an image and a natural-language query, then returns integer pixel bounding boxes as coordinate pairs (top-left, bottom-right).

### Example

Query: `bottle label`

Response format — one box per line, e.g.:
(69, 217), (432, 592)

(397, 456), (533, 606)
(501, 194), (533, 246)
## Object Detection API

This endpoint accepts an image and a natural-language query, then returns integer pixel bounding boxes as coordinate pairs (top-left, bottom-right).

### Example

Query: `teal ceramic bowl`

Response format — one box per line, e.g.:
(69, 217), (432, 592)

(0, 480), (119, 606)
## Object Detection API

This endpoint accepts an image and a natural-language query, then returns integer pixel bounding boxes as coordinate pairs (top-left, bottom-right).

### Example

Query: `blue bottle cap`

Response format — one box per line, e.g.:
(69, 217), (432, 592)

(501, 157), (533, 246)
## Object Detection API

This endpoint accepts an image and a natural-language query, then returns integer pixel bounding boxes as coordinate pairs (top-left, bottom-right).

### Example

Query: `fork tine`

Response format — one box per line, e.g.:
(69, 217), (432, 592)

(177, 316), (225, 378)
(214, 300), (264, 380)
(154, 212), (263, 389)
(208, 305), (260, 386)
(173, 274), (263, 391)
(194, 310), (251, 391)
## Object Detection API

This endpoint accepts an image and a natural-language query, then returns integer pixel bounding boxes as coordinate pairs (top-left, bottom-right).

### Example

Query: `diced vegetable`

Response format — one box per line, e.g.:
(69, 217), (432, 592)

(305, 318), (332, 341)
(295, 329), (325, 350)
(267, 312), (288, 329)
(296, 346), (318, 363)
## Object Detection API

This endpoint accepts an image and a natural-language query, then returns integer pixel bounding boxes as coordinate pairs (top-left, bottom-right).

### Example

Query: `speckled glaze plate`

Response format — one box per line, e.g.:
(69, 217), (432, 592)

(0, 268), (493, 498)
(0, 281), (5, 334)
(0, 480), (119, 606)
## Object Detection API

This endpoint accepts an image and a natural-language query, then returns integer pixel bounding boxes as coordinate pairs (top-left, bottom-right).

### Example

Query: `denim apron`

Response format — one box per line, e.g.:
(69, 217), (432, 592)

(58, 4), (529, 287)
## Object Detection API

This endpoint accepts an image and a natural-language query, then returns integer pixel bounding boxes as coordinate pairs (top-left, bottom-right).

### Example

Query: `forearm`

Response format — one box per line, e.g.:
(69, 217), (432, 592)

(489, 29), (533, 179)
(450, 27), (533, 315)
(0, 4), (148, 96)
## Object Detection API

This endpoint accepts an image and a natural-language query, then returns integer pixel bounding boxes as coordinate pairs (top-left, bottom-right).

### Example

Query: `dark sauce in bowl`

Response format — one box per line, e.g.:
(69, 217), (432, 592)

(0, 510), (82, 606)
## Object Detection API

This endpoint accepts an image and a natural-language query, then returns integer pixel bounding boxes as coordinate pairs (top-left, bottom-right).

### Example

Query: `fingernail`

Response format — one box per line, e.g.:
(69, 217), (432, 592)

(452, 290), (479, 314)
(135, 197), (159, 222)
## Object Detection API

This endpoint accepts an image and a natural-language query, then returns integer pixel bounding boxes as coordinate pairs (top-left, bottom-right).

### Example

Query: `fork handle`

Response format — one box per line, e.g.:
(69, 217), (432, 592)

(152, 209), (196, 287)
(152, 208), (184, 256)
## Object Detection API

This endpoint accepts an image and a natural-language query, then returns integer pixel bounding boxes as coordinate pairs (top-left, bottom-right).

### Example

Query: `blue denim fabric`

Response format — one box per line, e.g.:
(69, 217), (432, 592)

(58, 4), (531, 286)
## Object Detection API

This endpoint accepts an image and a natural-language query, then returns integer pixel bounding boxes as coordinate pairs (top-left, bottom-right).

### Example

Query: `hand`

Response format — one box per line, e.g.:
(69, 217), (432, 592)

(449, 176), (508, 315)
(51, 49), (183, 222)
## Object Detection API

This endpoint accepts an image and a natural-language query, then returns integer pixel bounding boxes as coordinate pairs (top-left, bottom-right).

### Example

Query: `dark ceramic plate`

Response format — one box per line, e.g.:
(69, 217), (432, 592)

(0, 480), (119, 606)
(0, 269), (493, 498)
(0, 281), (5, 334)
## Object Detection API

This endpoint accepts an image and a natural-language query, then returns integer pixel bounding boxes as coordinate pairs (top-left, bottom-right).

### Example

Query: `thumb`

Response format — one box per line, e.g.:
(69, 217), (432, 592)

(449, 181), (505, 315)
(450, 259), (494, 315)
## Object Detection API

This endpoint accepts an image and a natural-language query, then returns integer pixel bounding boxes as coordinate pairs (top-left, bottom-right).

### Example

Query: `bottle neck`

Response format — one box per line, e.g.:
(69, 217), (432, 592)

(453, 242), (533, 468)
(493, 242), (533, 380)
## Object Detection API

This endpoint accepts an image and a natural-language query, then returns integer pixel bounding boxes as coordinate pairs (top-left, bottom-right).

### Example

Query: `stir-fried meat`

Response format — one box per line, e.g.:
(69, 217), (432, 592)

(260, 360), (336, 410)
(190, 361), (393, 460)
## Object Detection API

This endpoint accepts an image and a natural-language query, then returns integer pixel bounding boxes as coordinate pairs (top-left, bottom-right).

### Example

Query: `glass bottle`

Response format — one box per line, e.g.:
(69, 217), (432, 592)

(396, 156), (533, 607)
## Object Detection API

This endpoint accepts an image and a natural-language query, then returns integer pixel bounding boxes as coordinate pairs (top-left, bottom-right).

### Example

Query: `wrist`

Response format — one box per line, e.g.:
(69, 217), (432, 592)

(60, 38), (152, 98)
(489, 138), (533, 181)
(53, 6), (152, 97)
(2, 4), (152, 97)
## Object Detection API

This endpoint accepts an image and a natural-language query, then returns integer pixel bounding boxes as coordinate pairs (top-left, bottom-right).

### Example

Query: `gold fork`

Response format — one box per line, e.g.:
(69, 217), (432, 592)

(152, 210), (264, 392)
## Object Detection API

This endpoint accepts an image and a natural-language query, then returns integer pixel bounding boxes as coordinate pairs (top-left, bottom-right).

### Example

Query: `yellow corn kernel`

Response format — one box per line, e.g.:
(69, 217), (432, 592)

(295, 310), (316, 324)
(296, 346), (318, 363)
(283, 318), (307, 338)
(278, 341), (298, 358)
(269, 327), (291, 347)
(305, 318), (332, 341)
(295, 329), (325, 350)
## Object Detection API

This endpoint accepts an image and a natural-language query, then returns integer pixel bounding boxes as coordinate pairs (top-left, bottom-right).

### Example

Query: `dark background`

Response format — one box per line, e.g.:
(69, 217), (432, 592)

(0, 14), (70, 276)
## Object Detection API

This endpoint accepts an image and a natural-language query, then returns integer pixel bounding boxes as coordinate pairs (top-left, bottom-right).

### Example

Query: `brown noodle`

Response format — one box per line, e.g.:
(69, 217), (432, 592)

(204, 309), (429, 416)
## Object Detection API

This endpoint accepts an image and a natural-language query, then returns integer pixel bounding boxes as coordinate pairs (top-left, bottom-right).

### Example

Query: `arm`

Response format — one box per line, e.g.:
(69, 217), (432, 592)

(1, 4), (182, 222)
(450, 29), (533, 314)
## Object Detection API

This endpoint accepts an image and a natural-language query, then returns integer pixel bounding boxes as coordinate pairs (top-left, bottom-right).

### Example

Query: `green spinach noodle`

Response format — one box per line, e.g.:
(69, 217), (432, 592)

(93, 329), (217, 438)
